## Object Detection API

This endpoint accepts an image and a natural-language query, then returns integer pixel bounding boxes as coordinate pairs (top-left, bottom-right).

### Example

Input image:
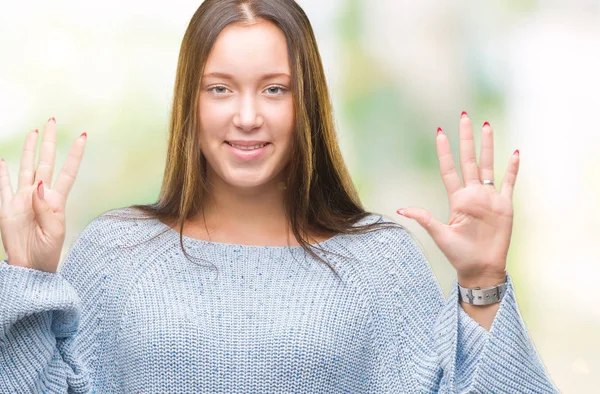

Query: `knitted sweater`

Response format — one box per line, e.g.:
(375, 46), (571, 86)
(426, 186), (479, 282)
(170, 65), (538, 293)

(0, 209), (558, 393)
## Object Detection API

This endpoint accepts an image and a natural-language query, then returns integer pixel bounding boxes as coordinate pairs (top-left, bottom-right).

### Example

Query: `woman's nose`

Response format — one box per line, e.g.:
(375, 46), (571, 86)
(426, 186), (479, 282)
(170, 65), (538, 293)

(232, 94), (264, 132)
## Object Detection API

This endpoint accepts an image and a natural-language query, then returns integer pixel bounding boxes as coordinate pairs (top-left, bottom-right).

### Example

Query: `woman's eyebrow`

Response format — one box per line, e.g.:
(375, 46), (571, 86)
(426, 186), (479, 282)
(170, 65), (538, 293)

(202, 72), (291, 80)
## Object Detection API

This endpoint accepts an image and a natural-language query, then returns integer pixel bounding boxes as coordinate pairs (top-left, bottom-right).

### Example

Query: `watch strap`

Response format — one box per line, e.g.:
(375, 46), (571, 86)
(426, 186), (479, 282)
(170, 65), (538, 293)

(458, 280), (507, 306)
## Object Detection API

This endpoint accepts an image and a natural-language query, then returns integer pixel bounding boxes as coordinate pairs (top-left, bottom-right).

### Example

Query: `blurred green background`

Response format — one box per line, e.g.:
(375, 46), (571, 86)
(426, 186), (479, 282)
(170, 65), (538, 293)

(1, 1), (599, 392)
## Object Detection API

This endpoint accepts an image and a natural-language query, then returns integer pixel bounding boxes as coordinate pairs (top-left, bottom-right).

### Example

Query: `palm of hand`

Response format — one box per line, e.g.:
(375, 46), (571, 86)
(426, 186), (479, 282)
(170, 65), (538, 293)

(2, 185), (66, 269)
(443, 185), (513, 276)
(398, 114), (519, 286)
(0, 119), (86, 272)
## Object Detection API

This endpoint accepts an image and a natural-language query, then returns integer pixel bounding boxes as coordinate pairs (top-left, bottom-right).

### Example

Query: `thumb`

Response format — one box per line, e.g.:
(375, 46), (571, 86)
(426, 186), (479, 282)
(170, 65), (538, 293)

(397, 207), (446, 242)
(32, 181), (56, 232)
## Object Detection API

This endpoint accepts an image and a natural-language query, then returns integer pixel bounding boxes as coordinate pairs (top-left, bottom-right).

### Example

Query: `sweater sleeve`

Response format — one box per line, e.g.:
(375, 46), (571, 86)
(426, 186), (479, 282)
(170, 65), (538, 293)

(371, 224), (559, 393)
(433, 274), (560, 393)
(0, 218), (112, 393)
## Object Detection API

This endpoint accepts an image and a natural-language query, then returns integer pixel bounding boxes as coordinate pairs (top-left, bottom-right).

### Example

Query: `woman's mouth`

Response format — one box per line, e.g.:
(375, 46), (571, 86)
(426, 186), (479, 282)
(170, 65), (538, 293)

(224, 141), (271, 160)
(225, 141), (269, 150)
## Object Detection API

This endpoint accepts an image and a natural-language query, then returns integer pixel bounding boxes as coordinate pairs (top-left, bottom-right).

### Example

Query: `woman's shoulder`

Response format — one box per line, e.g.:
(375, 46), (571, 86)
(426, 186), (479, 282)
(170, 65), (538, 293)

(350, 212), (411, 242)
(339, 212), (424, 261)
(74, 207), (165, 249)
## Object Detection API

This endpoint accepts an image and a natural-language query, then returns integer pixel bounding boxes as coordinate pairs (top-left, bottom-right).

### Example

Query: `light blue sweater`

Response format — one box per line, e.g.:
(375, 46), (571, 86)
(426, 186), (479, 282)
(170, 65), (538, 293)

(0, 209), (558, 393)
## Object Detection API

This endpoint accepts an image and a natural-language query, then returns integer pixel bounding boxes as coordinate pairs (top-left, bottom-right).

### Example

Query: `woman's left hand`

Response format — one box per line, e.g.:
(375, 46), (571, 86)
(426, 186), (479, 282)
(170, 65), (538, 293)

(397, 112), (519, 288)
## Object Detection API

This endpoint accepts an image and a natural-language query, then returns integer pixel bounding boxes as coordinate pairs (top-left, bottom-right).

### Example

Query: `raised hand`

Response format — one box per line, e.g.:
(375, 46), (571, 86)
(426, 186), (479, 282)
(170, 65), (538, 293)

(397, 112), (519, 288)
(0, 118), (87, 273)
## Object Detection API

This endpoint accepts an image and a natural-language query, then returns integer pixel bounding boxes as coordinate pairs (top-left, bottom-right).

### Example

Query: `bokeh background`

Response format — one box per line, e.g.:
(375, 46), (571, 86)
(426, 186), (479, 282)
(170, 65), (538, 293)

(1, 1), (598, 392)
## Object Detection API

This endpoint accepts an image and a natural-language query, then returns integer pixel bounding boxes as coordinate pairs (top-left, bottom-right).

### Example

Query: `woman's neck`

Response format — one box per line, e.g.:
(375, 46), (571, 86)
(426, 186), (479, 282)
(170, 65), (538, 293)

(190, 174), (294, 245)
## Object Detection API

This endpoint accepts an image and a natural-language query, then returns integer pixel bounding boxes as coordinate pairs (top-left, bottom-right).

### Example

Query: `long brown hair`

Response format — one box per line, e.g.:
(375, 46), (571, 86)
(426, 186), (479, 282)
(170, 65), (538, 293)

(108, 0), (402, 280)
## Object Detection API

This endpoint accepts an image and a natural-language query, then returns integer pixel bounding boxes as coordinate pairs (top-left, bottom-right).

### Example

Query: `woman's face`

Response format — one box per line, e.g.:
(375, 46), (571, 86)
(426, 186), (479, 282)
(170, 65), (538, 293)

(198, 20), (295, 191)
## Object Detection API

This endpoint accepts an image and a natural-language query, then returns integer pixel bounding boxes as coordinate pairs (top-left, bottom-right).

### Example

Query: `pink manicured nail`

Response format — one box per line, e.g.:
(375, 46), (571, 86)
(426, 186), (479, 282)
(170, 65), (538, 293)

(461, 111), (468, 118)
(37, 181), (44, 200)
(34, 129), (38, 134)
(514, 149), (519, 156)
(437, 127), (443, 135)
(80, 132), (87, 138)
(483, 121), (490, 128)
(48, 117), (56, 123)
(396, 209), (405, 216)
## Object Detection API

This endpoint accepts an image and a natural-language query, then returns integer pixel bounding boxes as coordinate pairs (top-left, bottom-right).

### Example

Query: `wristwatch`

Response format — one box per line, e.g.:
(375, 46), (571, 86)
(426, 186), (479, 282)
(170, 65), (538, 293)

(458, 279), (507, 306)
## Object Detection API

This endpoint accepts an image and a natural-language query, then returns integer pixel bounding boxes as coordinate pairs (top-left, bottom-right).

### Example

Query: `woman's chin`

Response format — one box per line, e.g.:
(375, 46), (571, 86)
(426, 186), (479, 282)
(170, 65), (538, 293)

(209, 164), (285, 191)
(222, 173), (274, 190)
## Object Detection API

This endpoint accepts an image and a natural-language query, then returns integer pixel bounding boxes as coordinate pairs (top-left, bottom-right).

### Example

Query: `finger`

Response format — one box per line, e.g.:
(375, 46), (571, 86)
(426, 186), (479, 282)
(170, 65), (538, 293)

(0, 158), (14, 205)
(500, 150), (520, 200)
(17, 129), (39, 191)
(479, 121), (494, 184)
(459, 115), (480, 186)
(53, 133), (87, 199)
(32, 180), (61, 234)
(436, 128), (462, 196)
(397, 207), (445, 243)
(34, 118), (58, 186)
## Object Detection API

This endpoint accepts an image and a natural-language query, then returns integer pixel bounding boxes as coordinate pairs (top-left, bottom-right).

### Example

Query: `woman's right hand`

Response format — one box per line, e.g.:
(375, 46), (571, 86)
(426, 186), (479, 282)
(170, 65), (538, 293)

(0, 118), (87, 273)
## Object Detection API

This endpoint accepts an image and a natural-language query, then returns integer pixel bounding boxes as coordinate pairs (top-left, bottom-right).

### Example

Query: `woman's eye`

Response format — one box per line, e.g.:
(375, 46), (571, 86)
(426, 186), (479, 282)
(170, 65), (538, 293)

(209, 86), (229, 95)
(266, 86), (286, 95)
(208, 85), (286, 95)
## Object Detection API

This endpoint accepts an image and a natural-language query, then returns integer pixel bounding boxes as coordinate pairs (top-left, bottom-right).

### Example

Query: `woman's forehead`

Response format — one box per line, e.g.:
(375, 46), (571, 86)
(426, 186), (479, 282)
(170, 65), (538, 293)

(203, 20), (291, 78)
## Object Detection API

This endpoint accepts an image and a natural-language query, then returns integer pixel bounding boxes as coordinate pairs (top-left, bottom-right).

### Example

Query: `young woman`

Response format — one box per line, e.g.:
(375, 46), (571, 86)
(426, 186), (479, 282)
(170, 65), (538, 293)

(0, 0), (558, 392)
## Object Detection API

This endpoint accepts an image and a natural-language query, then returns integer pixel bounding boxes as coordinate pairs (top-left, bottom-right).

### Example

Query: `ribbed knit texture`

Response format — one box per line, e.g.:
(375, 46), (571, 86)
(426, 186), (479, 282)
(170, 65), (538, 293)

(0, 209), (558, 393)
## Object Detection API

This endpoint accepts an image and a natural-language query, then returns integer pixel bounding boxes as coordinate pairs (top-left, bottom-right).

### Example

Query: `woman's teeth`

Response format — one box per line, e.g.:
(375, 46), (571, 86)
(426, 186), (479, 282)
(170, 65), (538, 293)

(226, 142), (268, 150)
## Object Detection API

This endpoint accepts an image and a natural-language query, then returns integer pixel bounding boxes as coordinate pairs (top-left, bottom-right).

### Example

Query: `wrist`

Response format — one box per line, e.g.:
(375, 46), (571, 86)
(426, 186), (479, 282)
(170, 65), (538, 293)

(458, 273), (507, 306)
(7, 255), (31, 269)
(457, 271), (507, 288)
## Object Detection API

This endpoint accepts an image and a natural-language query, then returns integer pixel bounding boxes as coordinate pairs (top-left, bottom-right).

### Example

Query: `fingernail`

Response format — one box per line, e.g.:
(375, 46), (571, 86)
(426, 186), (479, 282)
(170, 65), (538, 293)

(461, 111), (468, 118)
(48, 117), (56, 123)
(80, 132), (87, 138)
(396, 209), (405, 216)
(34, 129), (38, 134)
(483, 121), (490, 128)
(514, 149), (519, 156)
(37, 180), (44, 200)
(437, 127), (443, 135)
